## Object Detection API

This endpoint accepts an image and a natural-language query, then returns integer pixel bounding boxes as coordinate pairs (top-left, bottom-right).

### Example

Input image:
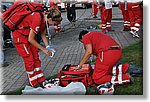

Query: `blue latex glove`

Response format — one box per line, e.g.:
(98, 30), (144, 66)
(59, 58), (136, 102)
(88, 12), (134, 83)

(46, 45), (56, 57)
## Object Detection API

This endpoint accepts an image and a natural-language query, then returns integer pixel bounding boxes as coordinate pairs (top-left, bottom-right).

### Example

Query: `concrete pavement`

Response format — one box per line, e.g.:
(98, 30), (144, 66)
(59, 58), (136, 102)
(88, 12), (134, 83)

(0, 7), (142, 94)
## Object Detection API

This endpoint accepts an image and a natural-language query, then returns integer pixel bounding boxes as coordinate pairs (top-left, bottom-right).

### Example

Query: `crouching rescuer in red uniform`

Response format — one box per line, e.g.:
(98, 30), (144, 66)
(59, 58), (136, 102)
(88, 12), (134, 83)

(77, 30), (133, 86)
(12, 9), (62, 88)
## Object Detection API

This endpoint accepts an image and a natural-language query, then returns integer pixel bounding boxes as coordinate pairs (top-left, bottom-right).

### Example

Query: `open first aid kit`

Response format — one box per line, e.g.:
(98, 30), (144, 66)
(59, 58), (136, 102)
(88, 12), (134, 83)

(57, 64), (94, 87)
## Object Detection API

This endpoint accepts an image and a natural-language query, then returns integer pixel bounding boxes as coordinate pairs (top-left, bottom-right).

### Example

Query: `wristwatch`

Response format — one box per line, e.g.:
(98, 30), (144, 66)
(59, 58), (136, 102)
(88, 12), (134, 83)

(77, 65), (82, 69)
(46, 45), (50, 48)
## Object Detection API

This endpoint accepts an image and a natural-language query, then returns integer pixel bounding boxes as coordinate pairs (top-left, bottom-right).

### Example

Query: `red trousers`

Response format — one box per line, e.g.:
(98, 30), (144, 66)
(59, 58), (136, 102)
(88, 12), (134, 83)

(91, 3), (98, 17)
(15, 40), (45, 87)
(119, 2), (130, 29)
(100, 5), (112, 33)
(93, 49), (130, 85)
(127, 3), (142, 33)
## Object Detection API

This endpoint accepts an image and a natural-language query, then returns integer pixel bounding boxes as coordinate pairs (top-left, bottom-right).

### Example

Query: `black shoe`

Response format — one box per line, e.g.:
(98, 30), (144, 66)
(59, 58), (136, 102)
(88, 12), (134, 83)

(93, 16), (98, 18)
(1, 62), (9, 67)
(123, 28), (130, 31)
(108, 29), (115, 32)
(32, 84), (41, 88)
(9, 43), (15, 48)
(30, 84), (41, 88)
(3, 44), (9, 48)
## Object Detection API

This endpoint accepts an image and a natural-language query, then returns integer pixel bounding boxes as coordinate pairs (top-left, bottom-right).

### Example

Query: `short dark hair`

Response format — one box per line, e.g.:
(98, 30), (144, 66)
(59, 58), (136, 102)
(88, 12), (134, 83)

(47, 8), (62, 22)
(79, 30), (89, 41)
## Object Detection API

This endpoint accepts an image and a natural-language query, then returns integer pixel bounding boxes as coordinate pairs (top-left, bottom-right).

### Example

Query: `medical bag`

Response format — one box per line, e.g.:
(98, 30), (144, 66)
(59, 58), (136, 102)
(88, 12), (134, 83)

(2, 2), (43, 31)
(57, 64), (94, 87)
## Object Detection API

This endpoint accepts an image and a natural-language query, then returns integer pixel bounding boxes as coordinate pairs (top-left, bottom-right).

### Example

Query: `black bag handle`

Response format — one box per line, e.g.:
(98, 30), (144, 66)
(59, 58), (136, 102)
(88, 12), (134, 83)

(62, 64), (71, 71)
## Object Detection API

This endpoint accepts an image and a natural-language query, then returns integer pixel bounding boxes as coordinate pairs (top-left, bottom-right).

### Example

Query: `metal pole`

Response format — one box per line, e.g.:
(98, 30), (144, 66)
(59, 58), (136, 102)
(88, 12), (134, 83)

(45, 15), (52, 45)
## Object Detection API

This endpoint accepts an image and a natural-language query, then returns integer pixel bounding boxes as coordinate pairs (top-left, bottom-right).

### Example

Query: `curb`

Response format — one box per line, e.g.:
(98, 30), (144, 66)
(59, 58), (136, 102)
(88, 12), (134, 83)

(84, 18), (123, 20)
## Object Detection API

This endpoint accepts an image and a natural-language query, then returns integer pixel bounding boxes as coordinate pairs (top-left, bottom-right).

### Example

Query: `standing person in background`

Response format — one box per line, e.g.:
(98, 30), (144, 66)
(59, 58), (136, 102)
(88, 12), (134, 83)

(0, 28), (8, 67)
(91, 0), (98, 18)
(127, 0), (143, 38)
(2, 5), (14, 48)
(0, 5), (9, 67)
(99, 0), (113, 33)
(49, 0), (62, 33)
(119, 0), (130, 31)
(66, 2), (76, 24)
(0, 17), (5, 67)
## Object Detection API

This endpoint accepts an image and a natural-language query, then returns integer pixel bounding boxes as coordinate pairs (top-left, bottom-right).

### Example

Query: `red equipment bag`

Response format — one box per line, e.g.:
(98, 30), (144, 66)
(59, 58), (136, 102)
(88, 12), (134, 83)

(2, 2), (43, 31)
(57, 64), (94, 87)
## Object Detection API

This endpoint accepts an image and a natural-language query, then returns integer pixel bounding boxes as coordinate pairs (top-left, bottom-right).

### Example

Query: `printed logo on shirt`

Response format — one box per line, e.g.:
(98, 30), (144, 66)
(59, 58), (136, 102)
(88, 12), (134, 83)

(35, 26), (40, 32)
(31, 13), (34, 15)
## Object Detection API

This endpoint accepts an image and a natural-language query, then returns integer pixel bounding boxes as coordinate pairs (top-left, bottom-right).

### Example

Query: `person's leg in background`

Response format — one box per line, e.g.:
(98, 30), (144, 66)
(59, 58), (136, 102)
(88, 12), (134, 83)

(106, 8), (112, 31)
(128, 3), (142, 37)
(100, 5), (107, 33)
(119, 2), (130, 31)
(92, 2), (98, 18)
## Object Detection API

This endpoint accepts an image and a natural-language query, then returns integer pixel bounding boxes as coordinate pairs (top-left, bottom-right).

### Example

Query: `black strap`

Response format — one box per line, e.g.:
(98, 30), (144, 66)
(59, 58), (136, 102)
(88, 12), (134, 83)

(62, 64), (71, 71)
(15, 26), (30, 30)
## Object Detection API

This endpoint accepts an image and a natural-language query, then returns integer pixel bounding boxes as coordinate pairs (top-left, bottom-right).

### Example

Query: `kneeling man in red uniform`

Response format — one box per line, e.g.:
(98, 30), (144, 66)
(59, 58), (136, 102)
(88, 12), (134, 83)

(77, 30), (132, 85)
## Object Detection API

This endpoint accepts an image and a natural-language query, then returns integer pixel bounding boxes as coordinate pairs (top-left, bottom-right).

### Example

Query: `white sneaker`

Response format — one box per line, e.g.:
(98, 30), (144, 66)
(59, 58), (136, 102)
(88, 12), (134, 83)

(43, 78), (60, 89)
(97, 82), (114, 95)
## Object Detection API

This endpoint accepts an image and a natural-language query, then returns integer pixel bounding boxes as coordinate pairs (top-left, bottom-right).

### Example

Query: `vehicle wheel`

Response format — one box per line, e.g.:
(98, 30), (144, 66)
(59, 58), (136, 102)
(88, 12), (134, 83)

(82, 4), (87, 9)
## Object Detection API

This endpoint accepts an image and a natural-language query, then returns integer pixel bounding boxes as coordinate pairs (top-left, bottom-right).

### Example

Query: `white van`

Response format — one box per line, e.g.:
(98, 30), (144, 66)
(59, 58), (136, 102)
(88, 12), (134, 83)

(58, 0), (91, 10)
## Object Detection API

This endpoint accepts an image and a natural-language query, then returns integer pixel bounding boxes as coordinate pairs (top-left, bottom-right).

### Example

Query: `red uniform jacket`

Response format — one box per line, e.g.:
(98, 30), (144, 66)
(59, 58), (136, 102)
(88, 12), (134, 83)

(12, 12), (45, 44)
(82, 32), (119, 56)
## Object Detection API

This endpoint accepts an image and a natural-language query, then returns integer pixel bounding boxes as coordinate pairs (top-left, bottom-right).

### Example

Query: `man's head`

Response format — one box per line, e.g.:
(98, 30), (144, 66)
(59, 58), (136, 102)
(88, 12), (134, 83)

(79, 30), (89, 42)
(47, 8), (62, 25)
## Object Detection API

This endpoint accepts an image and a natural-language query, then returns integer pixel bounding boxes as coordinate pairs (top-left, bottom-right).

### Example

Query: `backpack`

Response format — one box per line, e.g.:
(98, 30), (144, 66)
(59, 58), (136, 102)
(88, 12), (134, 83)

(57, 64), (95, 87)
(2, 2), (44, 31)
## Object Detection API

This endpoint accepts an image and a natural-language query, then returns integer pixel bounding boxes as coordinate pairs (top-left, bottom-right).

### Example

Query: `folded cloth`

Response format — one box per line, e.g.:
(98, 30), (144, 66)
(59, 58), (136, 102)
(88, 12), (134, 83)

(22, 82), (86, 95)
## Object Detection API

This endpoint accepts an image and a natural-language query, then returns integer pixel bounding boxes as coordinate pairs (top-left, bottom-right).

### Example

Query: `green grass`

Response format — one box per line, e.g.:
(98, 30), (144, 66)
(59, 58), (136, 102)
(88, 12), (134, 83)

(87, 41), (143, 95)
(120, 41), (143, 67)
(114, 41), (143, 95)
(4, 42), (143, 95)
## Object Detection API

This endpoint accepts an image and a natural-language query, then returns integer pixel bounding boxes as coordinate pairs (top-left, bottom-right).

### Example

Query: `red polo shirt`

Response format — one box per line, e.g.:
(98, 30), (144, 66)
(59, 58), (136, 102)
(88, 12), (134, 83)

(82, 32), (119, 56)
(12, 12), (45, 43)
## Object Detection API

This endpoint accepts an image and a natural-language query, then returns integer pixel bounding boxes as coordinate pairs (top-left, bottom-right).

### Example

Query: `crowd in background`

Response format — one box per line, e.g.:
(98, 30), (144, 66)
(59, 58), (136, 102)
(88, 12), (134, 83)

(0, 0), (143, 67)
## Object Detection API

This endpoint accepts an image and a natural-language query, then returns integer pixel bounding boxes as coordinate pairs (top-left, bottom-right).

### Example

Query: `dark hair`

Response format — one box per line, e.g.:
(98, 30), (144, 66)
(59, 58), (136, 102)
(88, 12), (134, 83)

(79, 30), (89, 41)
(47, 8), (62, 22)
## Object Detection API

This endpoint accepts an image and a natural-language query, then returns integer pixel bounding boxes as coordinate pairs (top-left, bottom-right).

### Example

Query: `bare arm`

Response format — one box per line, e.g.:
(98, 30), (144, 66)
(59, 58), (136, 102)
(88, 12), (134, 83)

(41, 28), (49, 47)
(79, 44), (92, 67)
(28, 29), (51, 56)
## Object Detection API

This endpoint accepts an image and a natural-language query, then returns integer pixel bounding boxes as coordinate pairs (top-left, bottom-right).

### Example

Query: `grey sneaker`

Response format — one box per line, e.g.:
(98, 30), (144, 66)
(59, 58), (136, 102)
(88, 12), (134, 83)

(130, 31), (140, 38)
